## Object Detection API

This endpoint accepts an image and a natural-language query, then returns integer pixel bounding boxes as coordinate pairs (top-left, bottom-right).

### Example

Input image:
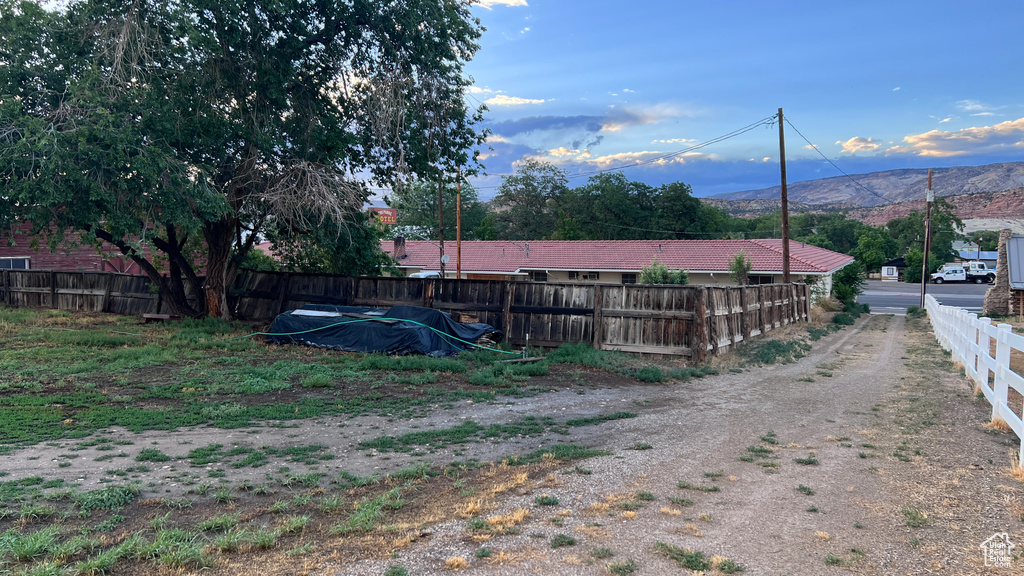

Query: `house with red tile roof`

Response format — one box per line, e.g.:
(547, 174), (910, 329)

(384, 238), (854, 293)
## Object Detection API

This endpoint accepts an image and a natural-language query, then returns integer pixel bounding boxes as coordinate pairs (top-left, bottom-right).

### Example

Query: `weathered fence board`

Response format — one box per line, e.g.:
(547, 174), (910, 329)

(0, 269), (810, 361)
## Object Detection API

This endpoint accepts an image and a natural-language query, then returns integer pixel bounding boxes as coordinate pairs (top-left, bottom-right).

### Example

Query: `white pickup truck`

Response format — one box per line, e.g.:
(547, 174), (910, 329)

(931, 266), (966, 284)
(930, 262), (995, 284)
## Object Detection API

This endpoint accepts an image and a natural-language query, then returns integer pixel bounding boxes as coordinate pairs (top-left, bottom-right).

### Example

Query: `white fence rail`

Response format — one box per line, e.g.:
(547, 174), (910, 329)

(925, 295), (1024, 464)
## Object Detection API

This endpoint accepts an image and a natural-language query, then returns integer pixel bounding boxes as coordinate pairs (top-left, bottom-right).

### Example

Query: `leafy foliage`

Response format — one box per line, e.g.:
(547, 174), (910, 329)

(385, 179), (488, 241)
(0, 0), (485, 317)
(639, 259), (689, 285)
(728, 251), (753, 285)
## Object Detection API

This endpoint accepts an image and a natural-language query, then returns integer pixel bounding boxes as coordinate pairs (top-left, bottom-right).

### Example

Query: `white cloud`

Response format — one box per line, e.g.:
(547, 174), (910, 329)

(761, 157), (772, 163)
(803, 144), (818, 151)
(529, 149), (710, 169)
(485, 94), (545, 106)
(887, 117), (1024, 158)
(652, 138), (696, 145)
(836, 136), (881, 153)
(520, 27), (530, 34)
(485, 134), (511, 144)
(957, 99), (987, 112)
(893, 87), (901, 92)
(547, 146), (580, 158)
(475, 0), (528, 9)
(957, 99), (1003, 117)
(466, 86), (492, 95)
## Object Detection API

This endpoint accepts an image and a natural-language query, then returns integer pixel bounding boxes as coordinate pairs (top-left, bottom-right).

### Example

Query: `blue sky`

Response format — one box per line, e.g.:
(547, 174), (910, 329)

(461, 0), (1024, 199)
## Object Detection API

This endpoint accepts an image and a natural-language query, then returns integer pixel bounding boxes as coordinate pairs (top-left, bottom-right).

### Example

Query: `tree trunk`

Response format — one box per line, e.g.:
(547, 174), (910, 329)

(91, 227), (204, 317)
(203, 217), (236, 320)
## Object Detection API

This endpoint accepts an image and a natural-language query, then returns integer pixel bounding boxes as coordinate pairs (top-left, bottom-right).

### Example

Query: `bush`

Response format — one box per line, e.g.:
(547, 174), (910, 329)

(832, 313), (855, 326)
(639, 258), (689, 285)
(633, 366), (664, 382)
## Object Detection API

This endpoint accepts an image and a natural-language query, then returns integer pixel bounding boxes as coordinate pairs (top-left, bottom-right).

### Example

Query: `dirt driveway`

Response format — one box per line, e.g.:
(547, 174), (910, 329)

(322, 313), (1022, 575)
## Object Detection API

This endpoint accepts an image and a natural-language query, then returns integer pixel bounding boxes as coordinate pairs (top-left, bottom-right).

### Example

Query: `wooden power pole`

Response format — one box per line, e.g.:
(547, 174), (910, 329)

(920, 169), (933, 308)
(778, 108), (791, 283)
(456, 171), (462, 280)
(438, 178), (445, 278)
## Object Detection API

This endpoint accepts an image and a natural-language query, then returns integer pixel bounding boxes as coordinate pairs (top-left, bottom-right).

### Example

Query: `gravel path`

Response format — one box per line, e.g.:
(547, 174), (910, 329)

(324, 314), (1023, 576)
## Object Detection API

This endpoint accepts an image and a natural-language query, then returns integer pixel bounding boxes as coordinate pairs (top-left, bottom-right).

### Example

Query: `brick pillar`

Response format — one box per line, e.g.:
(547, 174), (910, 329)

(982, 229), (1012, 316)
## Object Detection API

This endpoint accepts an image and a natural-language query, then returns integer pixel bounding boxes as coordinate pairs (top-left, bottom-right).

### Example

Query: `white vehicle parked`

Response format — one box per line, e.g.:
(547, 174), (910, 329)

(930, 266), (966, 284)
(963, 261), (995, 284)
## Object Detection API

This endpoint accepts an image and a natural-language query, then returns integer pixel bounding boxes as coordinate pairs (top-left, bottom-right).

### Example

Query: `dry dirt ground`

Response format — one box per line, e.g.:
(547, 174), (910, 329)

(3, 313), (1023, 575)
(313, 314), (1024, 576)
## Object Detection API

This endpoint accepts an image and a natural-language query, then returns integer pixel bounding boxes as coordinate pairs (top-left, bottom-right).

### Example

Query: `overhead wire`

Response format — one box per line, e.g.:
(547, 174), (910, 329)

(468, 114), (779, 190)
(782, 116), (891, 203)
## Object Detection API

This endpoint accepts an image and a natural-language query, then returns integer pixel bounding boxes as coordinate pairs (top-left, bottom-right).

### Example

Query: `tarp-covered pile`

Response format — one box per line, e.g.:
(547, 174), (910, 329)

(265, 304), (502, 356)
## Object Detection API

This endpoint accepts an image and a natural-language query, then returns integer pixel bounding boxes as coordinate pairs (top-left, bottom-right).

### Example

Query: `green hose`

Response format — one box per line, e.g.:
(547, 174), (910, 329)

(245, 315), (519, 356)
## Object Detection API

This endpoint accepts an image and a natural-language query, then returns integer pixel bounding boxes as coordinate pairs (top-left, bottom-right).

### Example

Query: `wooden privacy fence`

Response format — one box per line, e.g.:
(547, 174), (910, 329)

(925, 294), (1024, 464)
(1, 269), (810, 362)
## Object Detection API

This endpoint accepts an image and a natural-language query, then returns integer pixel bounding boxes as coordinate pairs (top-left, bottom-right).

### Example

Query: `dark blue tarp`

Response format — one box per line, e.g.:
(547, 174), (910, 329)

(265, 304), (501, 357)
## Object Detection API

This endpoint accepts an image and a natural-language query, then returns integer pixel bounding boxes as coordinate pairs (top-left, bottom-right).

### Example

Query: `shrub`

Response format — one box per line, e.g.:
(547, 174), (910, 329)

(634, 366), (664, 382)
(832, 313), (855, 326)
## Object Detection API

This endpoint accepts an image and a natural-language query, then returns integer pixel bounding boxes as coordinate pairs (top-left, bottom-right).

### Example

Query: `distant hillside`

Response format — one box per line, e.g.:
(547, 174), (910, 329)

(709, 161), (1024, 207)
(701, 188), (1024, 234)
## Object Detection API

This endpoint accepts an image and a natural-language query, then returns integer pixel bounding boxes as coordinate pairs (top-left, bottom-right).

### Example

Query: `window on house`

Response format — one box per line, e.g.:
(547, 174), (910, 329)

(748, 275), (774, 285)
(621, 273), (637, 284)
(567, 271), (579, 280)
(0, 258), (29, 270)
(529, 271), (548, 282)
(584, 271), (600, 280)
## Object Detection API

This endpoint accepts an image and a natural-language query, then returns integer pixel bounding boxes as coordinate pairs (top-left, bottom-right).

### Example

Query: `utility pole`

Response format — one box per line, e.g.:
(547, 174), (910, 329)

(778, 108), (791, 283)
(456, 170), (462, 280)
(920, 169), (933, 308)
(438, 178), (445, 278)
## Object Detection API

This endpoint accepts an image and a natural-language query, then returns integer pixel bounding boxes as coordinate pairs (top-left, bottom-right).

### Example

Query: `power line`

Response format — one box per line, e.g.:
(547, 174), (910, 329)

(471, 114), (778, 190)
(782, 116), (891, 203)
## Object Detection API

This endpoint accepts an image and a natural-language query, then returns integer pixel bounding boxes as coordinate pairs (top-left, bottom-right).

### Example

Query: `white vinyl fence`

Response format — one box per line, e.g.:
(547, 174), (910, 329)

(925, 295), (1024, 463)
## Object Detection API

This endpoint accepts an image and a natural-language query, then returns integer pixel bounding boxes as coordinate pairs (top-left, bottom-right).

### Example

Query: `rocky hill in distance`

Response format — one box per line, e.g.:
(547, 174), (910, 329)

(709, 161), (1024, 207)
(703, 162), (1024, 233)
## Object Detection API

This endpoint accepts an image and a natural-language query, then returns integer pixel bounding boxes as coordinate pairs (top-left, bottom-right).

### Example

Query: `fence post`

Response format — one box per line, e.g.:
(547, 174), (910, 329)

(102, 273), (114, 313)
(2, 270), (8, 306)
(964, 313), (979, 382)
(591, 285), (604, 350)
(502, 281), (514, 340)
(49, 271), (57, 309)
(693, 287), (709, 363)
(423, 279), (435, 309)
(275, 273), (291, 316)
(993, 323), (1012, 423)
(977, 317), (992, 391)
(739, 287), (749, 340)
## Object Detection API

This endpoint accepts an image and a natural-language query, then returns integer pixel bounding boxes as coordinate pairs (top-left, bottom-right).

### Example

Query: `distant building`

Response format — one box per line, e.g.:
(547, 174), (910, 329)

(0, 223), (142, 274)
(957, 250), (998, 268)
(384, 238), (854, 291)
(880, 257), (907, 282)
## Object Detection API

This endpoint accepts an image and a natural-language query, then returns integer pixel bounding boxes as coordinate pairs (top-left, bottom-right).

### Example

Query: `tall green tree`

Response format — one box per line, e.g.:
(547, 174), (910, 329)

(491, 160), (565, 240)
(886, 198), (963, 269)
(0, 0), (484, 318)
(385, 179), (487, 241)
(655, 182), (727, 239)
(567, 173), (658, 240)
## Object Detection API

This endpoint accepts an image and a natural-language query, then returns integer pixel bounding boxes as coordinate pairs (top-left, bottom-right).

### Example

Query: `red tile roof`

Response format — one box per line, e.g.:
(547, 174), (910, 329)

(384, 239), (853, 275)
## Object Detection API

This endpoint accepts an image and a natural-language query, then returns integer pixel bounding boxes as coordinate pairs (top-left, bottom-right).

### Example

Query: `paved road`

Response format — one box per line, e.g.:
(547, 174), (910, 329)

(857, 279), (989, 314)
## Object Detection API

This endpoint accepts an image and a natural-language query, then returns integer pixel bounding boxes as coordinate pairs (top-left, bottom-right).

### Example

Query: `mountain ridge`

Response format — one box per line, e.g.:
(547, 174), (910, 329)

(708, 161), (1024, 206)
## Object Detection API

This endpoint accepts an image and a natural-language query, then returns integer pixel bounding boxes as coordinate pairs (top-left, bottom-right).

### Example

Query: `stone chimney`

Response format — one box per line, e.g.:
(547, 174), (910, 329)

(982, 229), (1012, 316)
(393, 236), (407, 260)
